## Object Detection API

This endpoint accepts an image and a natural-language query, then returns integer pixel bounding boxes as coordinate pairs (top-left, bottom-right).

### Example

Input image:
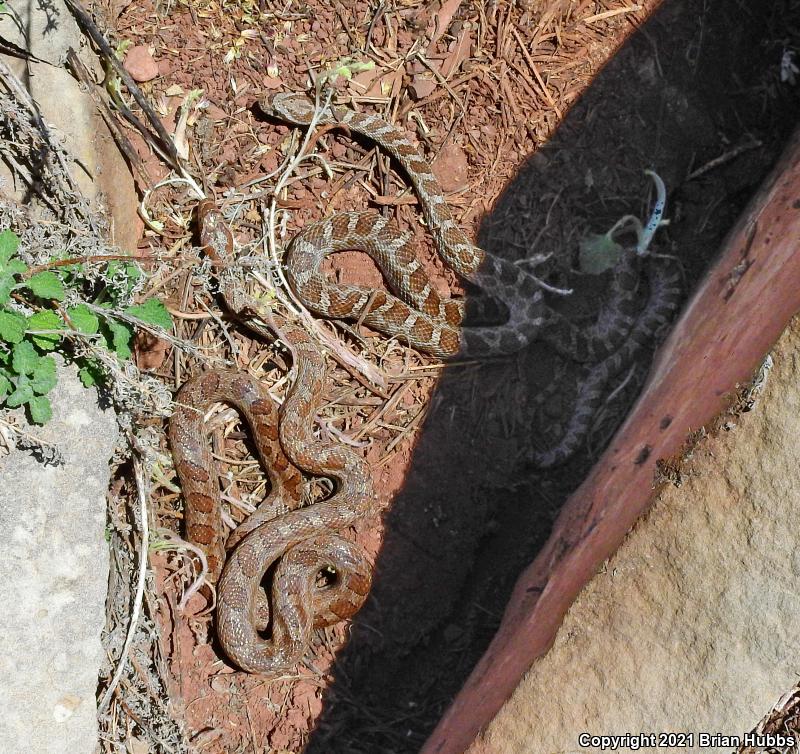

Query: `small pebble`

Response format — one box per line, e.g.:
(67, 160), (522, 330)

(124, 45), (159, 82)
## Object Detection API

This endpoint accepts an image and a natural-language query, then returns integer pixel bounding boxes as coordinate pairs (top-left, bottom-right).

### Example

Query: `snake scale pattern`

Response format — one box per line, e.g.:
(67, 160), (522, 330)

(169, 93), (680, 674)
(531, 252), (682, 468)
(266, 93), (642, 363)
(170, 202), (375, 673)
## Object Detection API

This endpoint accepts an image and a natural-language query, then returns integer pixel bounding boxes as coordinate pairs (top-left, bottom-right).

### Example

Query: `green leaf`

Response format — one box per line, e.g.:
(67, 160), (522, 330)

(0, 259), (26, 276)
(323, 58), (375, 84)
(11, 340), (38, 375)
(0, 229), (19, 263)
(105, 319), (133, 360)
(53, 261), (81, 278)
(25, 271), (66, 301)
(0, 310), (27, 343)
(78, 362), (103, 387)
(578, 233), (624, 275)
(66, 304), (99, 334)
(27, 395), (52, 424)
(27, 310), (63, 350)
(0, 371), (11, 399)
(108, 261), (143, 301)
(124, 262), (142, 282)
(78, 367), (96, 387)
(0, 263), (26, 306)
(5, 378), (34, 407)
(31, 355), (57, 395)
(0, 275), (16, 306)
(106, 261), (141, 286)
(0, 232), (26, 305)
(125, 298), (173, 331)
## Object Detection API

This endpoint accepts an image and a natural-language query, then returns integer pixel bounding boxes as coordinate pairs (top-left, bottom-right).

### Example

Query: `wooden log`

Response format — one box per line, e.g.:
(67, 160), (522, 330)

(423, 125), (800, 754)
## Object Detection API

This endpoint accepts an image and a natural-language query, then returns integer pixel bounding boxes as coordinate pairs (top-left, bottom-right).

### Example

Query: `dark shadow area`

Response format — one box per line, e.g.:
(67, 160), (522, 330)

(306, 1), (800, 751)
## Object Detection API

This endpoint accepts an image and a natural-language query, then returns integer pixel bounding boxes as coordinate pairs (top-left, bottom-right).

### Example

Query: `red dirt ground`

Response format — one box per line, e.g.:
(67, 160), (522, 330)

(95, 0), (800, 751)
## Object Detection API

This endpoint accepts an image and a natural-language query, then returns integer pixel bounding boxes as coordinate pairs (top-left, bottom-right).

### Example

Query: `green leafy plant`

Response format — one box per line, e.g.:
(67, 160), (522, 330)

(0, 229), (173, 423)
(319, 57), (376, 86)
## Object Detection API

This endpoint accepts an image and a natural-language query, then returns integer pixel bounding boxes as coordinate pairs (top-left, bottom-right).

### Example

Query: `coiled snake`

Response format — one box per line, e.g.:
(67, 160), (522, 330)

(169, 93), (677, 673)
(170, 202), (375, 673)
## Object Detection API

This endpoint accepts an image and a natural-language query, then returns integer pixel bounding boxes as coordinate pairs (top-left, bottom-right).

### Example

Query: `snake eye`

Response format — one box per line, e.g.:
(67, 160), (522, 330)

(316, 566), (338, 589)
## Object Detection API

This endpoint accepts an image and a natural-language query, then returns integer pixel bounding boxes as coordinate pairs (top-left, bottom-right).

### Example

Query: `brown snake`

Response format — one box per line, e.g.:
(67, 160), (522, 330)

(170, 202), (375, 674)
(170, 94), (661, 674)
(263, 92), (641, 362)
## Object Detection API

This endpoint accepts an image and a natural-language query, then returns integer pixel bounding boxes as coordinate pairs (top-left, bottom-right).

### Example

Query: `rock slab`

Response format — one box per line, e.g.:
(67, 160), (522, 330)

(468, 318), (800, 753)
(0, 361), (117, 753)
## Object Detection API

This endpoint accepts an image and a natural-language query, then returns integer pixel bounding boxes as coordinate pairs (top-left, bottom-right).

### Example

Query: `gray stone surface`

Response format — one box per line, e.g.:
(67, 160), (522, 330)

(0, 359), (117, 753)
(1, 0), (140, 251)
(1, 4), (128, 752)
(468, 318), (800, 754)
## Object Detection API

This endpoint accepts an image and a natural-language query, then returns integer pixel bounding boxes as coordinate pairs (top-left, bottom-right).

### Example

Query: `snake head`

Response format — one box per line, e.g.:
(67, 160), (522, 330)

(260, 92), (319, 125)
